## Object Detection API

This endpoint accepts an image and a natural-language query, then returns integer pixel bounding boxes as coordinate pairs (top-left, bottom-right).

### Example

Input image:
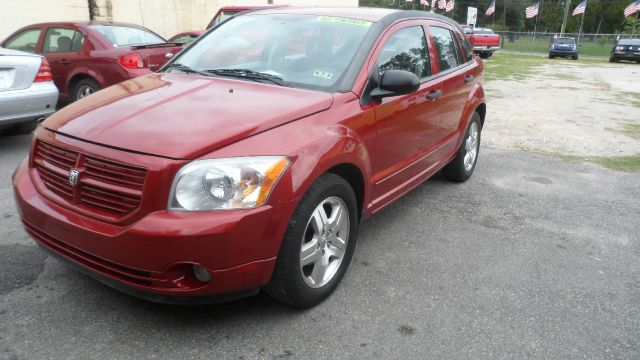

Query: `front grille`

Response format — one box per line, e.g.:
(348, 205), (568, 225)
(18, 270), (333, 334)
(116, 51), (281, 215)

(33, 140), (147, 218)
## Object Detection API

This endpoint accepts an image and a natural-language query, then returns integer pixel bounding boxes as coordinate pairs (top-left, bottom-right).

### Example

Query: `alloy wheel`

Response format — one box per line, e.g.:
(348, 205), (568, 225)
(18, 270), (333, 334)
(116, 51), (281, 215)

(299, 196), (350, 288)
(464, 121), (480, 171)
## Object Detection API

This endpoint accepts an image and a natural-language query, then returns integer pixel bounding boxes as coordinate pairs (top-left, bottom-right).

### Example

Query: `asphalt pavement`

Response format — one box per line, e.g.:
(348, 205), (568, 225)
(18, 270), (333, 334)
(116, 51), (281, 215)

(1, 133), (639, 359)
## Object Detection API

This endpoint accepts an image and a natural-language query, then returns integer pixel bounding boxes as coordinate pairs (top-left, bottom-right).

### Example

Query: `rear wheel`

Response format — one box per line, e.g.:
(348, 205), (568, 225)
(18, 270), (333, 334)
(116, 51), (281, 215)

(572, 55), (578, 60)
(549, 54), (555, 59)
(72, 78), (101, 101)
(479, 52), (490, 59)
(3, 120), (38, 135)
(443, 112), (482, 182)
(264, 173), (358, 308)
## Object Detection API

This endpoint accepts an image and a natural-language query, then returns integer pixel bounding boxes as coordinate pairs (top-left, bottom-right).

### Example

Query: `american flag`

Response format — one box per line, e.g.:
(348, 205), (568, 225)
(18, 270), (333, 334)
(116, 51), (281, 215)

(624, 0), (640, 17)
(406, 0), (413, 3)
(525, 2), (539, 18)
(432, 0), (437, 8)
(445, 0), (455, 11)
(438, 0), (447, 9)
(420, 0), (430, 6)
(486, 0), (496, 15)
(572, 0), (586, 16)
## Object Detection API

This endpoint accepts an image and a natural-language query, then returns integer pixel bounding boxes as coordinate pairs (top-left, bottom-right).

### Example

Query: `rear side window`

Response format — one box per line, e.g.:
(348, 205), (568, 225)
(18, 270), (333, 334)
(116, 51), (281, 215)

(4, 29), (41, 53)
(457, 32), (474, 62)
(430, 26), (461, 72)
(43, 28), (85, 52)
(376, 26), (431, 79)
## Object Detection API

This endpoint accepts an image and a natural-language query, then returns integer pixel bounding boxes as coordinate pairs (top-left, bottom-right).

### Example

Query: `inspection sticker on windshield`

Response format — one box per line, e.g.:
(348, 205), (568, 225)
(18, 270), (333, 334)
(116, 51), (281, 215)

(313, 70), (333, 80)
(317, 16), (373, 27)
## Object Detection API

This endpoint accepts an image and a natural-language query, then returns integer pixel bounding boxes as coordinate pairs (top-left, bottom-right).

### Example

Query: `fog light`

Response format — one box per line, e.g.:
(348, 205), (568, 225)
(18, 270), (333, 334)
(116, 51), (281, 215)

(192, 265), (212, 283)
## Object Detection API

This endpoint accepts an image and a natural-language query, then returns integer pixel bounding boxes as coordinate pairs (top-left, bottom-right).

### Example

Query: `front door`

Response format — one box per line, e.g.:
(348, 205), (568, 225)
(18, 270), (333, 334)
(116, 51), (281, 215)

(369, 22), (445, 209)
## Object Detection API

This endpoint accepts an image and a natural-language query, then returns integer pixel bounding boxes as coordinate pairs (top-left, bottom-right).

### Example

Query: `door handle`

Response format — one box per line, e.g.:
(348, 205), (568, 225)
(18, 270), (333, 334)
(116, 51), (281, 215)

(59, 59), (72, 65)
(425, 89), (442, 100)
(464, 75), (475, 84)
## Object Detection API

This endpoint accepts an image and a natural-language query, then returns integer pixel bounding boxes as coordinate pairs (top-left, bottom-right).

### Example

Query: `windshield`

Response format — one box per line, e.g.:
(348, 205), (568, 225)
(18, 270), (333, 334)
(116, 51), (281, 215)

(619, 39), (640, 46)
(173, 14), (373, 91)
(555, 38), (576, 44)
(90, 25), (165, 47)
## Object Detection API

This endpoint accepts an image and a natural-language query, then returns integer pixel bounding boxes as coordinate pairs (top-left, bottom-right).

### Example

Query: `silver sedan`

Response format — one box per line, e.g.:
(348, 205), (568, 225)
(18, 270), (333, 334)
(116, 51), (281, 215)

(0, 48), (58, 135)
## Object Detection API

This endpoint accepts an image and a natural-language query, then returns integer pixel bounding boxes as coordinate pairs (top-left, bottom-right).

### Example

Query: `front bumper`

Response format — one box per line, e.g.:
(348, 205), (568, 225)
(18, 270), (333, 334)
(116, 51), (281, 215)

(549, 49), (578, 57)
(13, 159), (298, 303)
(0, 82), (58, 128)
(612, 51), (640, 61)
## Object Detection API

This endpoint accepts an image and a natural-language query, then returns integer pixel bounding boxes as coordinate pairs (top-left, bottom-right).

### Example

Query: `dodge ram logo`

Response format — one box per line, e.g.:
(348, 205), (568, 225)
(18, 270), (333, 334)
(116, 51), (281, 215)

(69, 169), (80, 187)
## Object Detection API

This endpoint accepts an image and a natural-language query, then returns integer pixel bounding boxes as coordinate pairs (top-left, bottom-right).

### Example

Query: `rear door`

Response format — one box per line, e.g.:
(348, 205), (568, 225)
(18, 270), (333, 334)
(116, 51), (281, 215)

(427, 22), (477, 140)
(41, 26), (86, 92)
(369, 21), (445, 206)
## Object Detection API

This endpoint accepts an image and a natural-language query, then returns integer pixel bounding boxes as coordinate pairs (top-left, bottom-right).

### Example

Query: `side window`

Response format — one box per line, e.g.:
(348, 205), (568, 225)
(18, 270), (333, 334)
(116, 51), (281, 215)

(376, 26), (431, 79)
(430, 26), (461, 72)
(43, 28), (84, 53)
(4, 29), (41, 53)
(457, 32), (474, 62)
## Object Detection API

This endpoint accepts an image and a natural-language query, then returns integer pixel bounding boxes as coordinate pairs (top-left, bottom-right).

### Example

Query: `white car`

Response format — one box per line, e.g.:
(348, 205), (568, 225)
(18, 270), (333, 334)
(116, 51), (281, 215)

(0, 48), (58, 135)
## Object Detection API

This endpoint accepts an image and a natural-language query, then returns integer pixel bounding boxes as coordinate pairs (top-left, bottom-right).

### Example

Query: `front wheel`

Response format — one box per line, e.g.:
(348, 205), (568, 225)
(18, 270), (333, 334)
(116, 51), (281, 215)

(572, 55), (579, 60)
(443, 112), (482, 182)
(264, 173), (358, 308)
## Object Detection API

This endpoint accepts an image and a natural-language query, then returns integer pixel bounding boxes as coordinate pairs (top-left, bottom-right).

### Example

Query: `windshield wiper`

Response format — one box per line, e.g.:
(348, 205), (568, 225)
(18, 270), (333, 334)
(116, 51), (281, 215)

(205, 68), (287, 86)
(165, 63), (211, 77)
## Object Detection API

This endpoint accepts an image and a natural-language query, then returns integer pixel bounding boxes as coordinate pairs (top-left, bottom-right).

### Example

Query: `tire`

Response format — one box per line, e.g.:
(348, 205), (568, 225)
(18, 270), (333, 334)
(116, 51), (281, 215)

(572, 55), (578, 60)
(3, 120), (38, 135)
(72, 78), (101, 101)
(443, 112), (482, 182)
(264, 173), (358, 308)
(549, 55), (554, 59)
(479, 52), (489, 59)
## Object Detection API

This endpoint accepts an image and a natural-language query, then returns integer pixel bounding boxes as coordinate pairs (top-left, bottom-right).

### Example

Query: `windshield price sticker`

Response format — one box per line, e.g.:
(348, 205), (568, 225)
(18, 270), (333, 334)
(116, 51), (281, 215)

(317, 16), (373, 28)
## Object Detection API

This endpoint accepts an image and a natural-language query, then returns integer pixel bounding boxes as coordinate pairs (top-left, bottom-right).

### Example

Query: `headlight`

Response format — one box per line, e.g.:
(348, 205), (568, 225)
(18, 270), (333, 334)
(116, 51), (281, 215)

(616, 46), (624, 51)
(169, 156), (290, 211)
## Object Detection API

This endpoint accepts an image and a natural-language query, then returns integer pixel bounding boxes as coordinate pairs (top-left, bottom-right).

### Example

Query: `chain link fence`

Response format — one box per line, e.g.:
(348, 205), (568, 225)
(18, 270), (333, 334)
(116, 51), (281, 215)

(494, 32), (632, 57)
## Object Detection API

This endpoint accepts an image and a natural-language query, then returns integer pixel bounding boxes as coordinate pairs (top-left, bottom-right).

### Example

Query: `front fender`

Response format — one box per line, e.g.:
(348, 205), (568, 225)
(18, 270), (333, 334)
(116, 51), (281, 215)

(207, 106), (375, 212)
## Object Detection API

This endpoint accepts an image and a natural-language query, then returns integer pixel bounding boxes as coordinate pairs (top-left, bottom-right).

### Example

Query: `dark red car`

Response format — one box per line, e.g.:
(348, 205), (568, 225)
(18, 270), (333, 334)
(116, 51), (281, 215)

(206, 5), (288, 29)
(1, 21), (183, 102)
(168, 31), (204, 44)
(14, 8), (485, 308)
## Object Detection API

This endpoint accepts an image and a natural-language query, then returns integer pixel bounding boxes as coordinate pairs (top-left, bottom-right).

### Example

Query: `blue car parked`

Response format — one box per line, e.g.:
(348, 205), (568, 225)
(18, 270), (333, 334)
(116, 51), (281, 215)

(549, 37), (578, 60)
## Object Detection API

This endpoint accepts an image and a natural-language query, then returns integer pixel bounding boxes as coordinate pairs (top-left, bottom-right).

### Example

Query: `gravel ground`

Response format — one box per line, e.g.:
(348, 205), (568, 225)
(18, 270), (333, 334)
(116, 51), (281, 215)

(483, 60), (640, 157)
(1, 130), (639, 359)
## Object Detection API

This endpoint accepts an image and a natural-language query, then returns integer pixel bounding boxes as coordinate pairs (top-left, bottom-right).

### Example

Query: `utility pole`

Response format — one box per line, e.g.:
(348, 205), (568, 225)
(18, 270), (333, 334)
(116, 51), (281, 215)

(502, 0), (507, 26)
(560, 0), (571, 35)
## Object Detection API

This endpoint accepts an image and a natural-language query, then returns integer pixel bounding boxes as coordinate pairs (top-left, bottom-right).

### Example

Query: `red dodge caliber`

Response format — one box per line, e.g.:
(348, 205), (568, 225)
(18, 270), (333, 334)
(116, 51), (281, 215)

(13, 8), (486, 307)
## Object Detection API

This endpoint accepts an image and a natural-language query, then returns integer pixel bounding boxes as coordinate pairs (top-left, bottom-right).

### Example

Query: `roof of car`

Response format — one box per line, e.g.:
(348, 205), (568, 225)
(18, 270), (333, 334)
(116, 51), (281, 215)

(249, 7), (454, 24)
(555, 36), (576, 40)
(18, 21), (152, 29)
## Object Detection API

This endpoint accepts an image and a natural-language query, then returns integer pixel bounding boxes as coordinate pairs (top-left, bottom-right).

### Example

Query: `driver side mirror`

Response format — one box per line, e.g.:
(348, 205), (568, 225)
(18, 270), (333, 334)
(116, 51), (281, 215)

(370, 70), (420, 100)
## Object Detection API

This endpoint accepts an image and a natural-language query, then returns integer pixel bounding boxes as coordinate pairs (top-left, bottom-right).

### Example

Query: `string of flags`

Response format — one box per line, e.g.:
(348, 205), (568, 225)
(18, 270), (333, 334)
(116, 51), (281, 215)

(395, 0), (638, 19)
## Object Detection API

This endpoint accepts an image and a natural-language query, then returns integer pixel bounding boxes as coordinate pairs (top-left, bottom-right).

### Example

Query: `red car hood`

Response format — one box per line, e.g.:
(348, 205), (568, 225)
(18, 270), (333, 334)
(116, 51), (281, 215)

(43, 73), (334, 159)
